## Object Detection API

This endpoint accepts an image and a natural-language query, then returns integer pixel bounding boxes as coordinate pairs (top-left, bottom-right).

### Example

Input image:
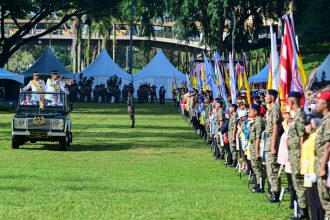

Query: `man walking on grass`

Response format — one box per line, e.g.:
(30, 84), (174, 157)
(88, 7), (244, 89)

(127, 90), (135, 128)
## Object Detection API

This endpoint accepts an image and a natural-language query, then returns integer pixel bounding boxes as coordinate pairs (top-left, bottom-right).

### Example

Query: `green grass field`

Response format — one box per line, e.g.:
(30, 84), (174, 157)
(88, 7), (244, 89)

(0, 103), (291, 219)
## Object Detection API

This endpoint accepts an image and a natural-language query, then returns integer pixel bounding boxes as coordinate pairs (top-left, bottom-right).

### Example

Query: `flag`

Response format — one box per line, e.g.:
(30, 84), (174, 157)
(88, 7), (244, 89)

(229, 52), (237, 104)
(214, 52), (228, 109)
(279, 15), (307, 110)
(267, 25), (280, 90)
(203, 53), (218, 97)
(186, 74), (194, 91)
(242, 53), (252, 104)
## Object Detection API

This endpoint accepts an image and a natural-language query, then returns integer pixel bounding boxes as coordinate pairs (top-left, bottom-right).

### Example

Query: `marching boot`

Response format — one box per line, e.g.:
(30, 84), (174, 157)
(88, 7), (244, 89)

(131, 124), (134, 128)
(230, 160), (237, 167)
(269, 191), (279, 203)
(289, 207), (308, 220)
(251, 184), (260, 193)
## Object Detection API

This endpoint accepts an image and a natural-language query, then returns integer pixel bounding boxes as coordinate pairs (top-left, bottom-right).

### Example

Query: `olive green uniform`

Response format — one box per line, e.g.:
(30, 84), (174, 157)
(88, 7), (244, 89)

(249, 116), (266, 185)
(265, 103), (282, 192)
(127, 95), (135, 126)
(216, 108), (225, 155)
(228, 112), (238, 161)
(288, 108), (307, 208)
(315, 112), (330, 217)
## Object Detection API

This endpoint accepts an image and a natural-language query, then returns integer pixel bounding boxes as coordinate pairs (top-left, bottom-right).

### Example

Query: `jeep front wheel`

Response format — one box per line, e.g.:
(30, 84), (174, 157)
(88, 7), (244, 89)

(12, 135), (20, 149)
(59, 133), (70, 151)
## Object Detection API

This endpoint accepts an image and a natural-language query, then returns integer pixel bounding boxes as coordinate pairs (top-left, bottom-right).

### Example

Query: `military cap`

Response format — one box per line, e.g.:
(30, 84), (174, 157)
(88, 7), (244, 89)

(51, 70), (59, 75)
(33, 71), (39, 76)
(288, 91), (302, 99)
(250, 103), (261, 112)
(266, 89), (278, 97)
(317, 91), (330, 101)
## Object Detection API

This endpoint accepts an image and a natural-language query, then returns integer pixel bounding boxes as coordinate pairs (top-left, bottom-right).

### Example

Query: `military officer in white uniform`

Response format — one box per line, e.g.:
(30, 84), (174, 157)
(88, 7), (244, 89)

(45, 70), (68, 101)
(20, 71), (45, 101)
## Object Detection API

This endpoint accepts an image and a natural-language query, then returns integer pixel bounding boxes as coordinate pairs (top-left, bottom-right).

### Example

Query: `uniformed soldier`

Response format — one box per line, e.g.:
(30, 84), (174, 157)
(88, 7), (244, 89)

(287, 91), (308, 219)
(314, 91), (330, 218)
(248, 104), (266, 193)
(204, 96), (213, 144)
(127, 89), (135, 128)
(265, 89), (282, 202)
(215, 99), (225, 159)
(228, 104), (239, 167)
(20, 71), (45, 101)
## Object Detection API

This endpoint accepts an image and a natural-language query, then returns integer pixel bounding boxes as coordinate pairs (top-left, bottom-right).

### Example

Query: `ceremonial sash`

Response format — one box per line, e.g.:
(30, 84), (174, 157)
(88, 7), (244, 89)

(51, 79), (58, 91)
(32, 80), (42, 92)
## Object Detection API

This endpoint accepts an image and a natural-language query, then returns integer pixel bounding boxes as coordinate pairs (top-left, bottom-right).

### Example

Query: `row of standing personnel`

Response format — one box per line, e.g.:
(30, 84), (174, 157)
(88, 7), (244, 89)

(176, 88), (330, 220)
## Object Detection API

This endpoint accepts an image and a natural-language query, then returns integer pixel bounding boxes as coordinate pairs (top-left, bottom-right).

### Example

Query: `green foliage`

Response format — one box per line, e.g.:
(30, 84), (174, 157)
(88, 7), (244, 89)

(296, 0), (330, 44)
(0, 103), (292, 219)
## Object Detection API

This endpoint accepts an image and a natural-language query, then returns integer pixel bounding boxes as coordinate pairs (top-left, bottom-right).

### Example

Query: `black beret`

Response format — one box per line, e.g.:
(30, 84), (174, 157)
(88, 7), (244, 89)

(231, 104), (238, 110)
(253, 95), (260, 100)
(51, 70), (59, 74)
(250, 104), (261, 112)
(266, 89), (278, 97)
(288, 91), (302, 99)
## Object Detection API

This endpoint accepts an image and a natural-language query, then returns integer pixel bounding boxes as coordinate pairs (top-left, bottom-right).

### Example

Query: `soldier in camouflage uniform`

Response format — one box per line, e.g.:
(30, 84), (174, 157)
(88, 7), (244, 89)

(264, 89), (282, 202)
(287, 91), (308, 219)
(228, 104), (239, 167)
(127, 90), (135, 128)
(215, 99), (225, 159)
(204, 96), (213, 144)
(315, 91), (330, 218)
(248, 104), (266, 193)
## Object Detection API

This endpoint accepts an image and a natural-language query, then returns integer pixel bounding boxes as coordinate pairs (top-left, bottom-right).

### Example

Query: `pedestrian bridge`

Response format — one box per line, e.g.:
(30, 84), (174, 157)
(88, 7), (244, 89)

(5, 19), (205, 52)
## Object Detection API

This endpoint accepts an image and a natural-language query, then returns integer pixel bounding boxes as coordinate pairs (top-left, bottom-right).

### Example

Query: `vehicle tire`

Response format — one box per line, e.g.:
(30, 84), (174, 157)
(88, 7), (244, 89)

(69, 132), (73, 143)
(59, 132), (70, 151)
(12, 135), (20, 149)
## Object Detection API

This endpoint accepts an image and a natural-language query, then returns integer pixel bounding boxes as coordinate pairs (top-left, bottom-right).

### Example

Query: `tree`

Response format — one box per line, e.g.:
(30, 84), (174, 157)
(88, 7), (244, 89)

(296, 0), (330, 44)
(0, 0), (119, 68)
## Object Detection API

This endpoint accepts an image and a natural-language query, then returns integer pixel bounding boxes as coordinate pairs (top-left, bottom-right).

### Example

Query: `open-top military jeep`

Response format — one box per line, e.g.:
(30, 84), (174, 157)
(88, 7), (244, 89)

(12, 91), (73, 150)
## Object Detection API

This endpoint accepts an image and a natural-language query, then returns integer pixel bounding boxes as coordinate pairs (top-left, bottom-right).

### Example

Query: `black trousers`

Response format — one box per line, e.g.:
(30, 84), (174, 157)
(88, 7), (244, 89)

(286, 173), (297, 207)
(307, 182), (325, 220)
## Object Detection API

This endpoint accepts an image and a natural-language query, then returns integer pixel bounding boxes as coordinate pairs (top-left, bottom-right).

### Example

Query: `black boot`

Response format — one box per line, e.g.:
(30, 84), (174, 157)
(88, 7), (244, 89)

(252, 184), (265, 193)
(289, 207), (308, 220)
(230, 160), (237, 167)
(131, 124), (134, 128)
(269, 191), (279, 203)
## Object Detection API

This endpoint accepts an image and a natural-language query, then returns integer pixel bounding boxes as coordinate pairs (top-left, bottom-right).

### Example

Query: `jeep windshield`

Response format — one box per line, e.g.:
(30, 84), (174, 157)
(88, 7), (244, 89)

(17, 92), (67, 115)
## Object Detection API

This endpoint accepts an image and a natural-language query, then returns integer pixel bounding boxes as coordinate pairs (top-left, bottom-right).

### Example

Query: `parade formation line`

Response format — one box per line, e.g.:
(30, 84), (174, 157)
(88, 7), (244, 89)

(0, 103), (290, 219)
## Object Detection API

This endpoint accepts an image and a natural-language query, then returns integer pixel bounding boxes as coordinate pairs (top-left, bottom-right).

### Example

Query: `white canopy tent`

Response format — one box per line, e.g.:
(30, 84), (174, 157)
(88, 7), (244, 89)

(0, 68), (24, 84)
(133, 49), (186, 99)
(79, 49), (132, 87)
(21, 47), (74, 79)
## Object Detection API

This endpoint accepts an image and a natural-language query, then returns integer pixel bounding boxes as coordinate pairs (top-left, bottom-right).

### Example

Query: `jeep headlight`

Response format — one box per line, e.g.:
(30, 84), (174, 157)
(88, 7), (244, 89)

(51, 119), (64, 130)
(13, 118), (27, 129)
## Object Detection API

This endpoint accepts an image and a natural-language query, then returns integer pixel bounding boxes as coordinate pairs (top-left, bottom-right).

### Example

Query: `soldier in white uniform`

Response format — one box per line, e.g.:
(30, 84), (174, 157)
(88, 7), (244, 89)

(20, 72), (45, 101)
(45, 71), (68, 101)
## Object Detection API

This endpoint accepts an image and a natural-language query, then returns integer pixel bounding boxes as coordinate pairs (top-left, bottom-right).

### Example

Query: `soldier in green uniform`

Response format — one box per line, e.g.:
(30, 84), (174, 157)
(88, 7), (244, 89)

(228, 104), (238, 167)
(127, 90), (135, 128)
(204, 96), (213, 144)
(265, 89), (282, 202)
(315, 91), (330, 218)
(216, 99), (225, 159)
(248, 104), (266, 193)
(287, 91), (308, 219)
